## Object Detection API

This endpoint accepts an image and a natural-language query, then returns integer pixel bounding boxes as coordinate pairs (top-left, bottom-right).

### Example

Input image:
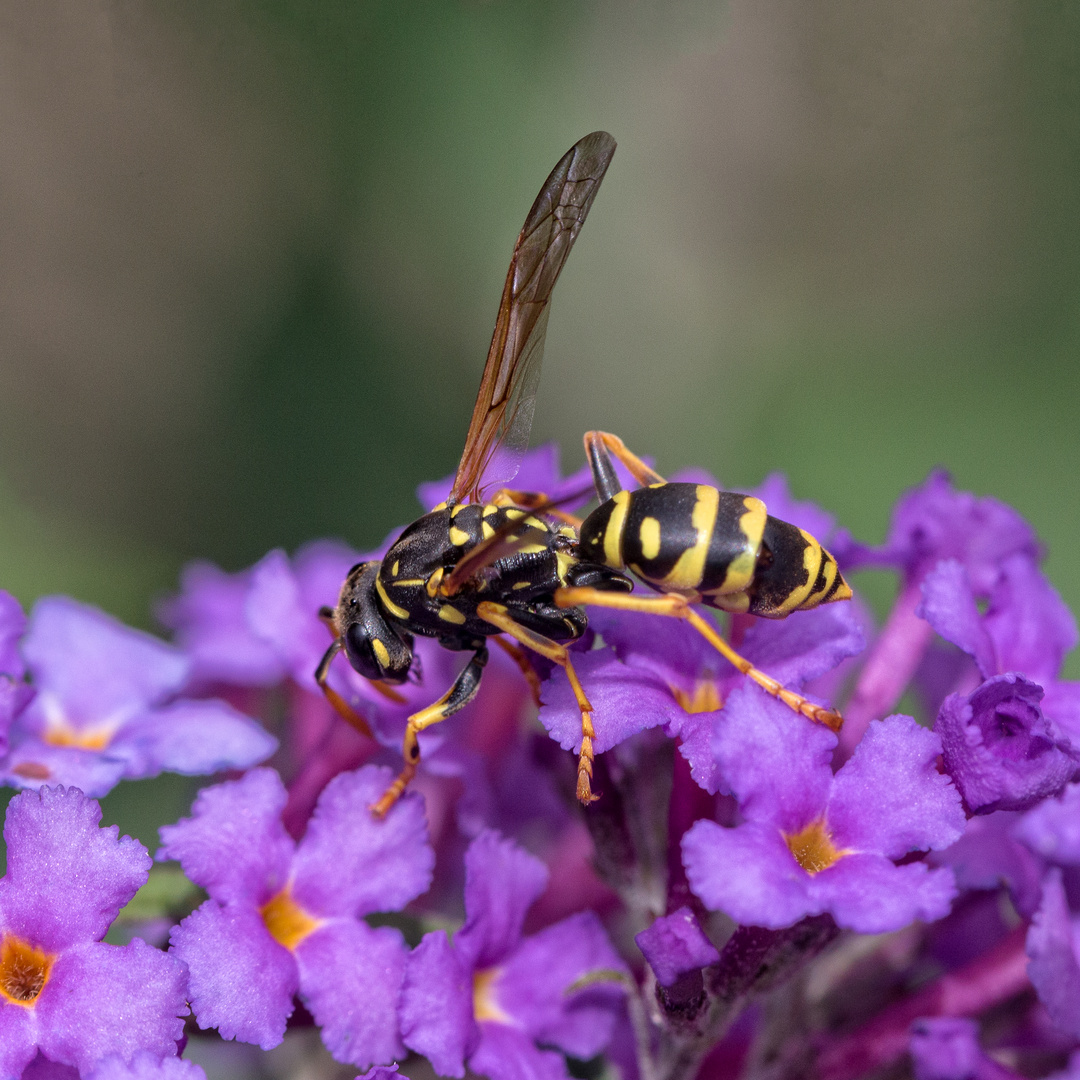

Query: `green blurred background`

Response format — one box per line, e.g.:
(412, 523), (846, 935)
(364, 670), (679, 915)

(2, 0), (1079, 651)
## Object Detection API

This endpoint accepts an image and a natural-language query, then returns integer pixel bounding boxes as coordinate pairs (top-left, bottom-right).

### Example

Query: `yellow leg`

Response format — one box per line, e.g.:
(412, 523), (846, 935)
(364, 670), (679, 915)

(492, 635), (543, 706)
(315, 641), (375, 739)
(371, 647), (489, 818)
(584, 431), (666, 488)
(553, 587), (844, 733)
(476, 601), (600, 804)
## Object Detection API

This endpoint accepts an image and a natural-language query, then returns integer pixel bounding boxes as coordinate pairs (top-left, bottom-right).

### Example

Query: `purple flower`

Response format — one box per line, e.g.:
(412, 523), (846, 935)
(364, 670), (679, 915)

(0, 591), (30, 756)
(540, 601), (863, 794)
(1, 598), (276, 797)
(1014, 782), (1080, 865)
(161, 765), (434, 1067)
(634, 907), (719, 988)
(682, 690), (965, 932)
(909, 1017), (1023, 1080)
(1026, 869), (1080, 1039)
(399, 829), (626, 1080)
(0, 786), (189, 1078)
(843, 470), (1039, 591)
(936, 674), (1079, 815)
(86, 1054), (207, 1080)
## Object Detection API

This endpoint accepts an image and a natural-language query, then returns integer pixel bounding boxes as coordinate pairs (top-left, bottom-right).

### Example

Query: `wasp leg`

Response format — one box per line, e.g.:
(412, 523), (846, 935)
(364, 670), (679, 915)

(553, 587), (844, 733)
(476, 601), (599, 804)
(315, 640), (375, 738)
(492, 636), (543, 706)
(490, 487), (584, 528)
(584, 431), (666, 500)
(371, 646), (489, 818)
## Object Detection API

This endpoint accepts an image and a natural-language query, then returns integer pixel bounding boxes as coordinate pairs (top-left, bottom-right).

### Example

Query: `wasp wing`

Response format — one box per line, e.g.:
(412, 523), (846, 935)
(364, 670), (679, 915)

(448, 131), (617, 505)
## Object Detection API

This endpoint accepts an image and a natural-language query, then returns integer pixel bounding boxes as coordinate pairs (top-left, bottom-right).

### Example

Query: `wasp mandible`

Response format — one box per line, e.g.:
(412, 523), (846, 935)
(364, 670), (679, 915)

(316, 132), (852, 816)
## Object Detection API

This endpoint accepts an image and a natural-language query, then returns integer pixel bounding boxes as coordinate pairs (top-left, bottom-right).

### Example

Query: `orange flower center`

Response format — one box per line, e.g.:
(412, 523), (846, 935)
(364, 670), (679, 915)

(784, 819), (847, 875)
(473, 967), (511, 1023)
(42, 724), (112, 750)
(0, 935), (54, 1006)
(260, 889), (320, 950)
(672, 680), (722, 714)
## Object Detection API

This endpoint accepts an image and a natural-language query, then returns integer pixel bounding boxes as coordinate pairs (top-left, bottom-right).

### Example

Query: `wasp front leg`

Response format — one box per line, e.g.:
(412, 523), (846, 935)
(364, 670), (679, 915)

(553, 587), (844, 732)
(476, 601), (600, 804)
(371, 646), (489, 818)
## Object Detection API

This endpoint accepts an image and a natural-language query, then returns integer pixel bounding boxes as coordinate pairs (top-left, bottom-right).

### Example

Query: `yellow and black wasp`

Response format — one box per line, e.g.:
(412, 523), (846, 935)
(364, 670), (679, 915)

(316, 131), (852, 816)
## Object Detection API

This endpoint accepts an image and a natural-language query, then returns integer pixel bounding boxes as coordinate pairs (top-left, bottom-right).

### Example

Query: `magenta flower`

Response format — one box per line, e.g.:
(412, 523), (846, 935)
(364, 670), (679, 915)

(0, 786), (189, 1078)
(160, 765), (433, 1067)
(399, 830), (626, 1080)
(1, 598), (276, 797)
(682, 689), (965, 932)
(634, 907), (719, 988)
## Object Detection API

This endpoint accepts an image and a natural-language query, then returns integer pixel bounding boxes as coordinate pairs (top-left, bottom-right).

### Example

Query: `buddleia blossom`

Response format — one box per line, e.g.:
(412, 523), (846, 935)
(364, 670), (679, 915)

(399, 830), (626, 1080)
(0, 787), (188, 1077)
(0, 598), (276, 797)
(160, 765), (433, 1067)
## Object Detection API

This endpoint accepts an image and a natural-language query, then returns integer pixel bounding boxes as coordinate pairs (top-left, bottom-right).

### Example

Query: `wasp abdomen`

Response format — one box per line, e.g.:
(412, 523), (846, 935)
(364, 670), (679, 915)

(579, 481), (850, 618)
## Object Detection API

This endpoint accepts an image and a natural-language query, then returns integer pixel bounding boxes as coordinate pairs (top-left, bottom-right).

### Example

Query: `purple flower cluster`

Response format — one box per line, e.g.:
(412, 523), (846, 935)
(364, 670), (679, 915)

(4, 449), (1080, 1080)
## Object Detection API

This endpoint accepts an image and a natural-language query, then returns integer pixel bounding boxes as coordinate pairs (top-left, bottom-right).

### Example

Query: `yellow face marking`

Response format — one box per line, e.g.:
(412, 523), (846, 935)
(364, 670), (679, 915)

(372, 638), (391, 668)
(771, 530), (821, 616)
(603, 490), (631, 569)
(661, 486), (720, 594)
(639, 516), (661, 560)
(439, 604), (467, 625)
(448, 525), (470, 547)
(375, 576), (409, 620)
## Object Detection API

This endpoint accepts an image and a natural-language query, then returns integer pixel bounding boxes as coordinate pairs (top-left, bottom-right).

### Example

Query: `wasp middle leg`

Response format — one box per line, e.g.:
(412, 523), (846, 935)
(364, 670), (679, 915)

(371, 645), (490, 818)
(476, 601), (600, 804)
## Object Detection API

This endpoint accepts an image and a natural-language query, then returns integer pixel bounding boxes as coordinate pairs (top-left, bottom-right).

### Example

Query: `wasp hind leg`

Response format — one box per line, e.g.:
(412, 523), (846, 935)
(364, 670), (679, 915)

(584, 431), (666, 501)
(371, 646), (489, 818)
(476, 601), (600, 804)
(553, 587), (844, 733)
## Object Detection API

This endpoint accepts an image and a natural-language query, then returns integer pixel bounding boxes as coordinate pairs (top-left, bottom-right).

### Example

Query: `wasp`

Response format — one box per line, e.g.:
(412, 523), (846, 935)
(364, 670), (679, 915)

(316, 132), (852, 817)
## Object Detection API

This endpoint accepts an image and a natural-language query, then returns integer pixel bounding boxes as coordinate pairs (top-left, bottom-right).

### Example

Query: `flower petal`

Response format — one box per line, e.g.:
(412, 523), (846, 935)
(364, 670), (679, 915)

(712, 685), (835, 830)
(828, 715), (965, 856)
(0, 590), (26, 677)
(455, 830), (548, 970)
(399, 930), (477, 1079)
(469, 1021), (569, 1080)
(0, 1005), (37, 1080)
(295, 920), (407, 1067)
(108, 699), (277, 779)
(635, 907), (720, 988)
(497, 911), (626, 1057)
(87, 1052), (208, 1080)
(22, 598), (188, 726)
(36, 939), (188, 1073)
(807, 853), (957, 934)
(918, 560), (997, 678)
(1026, 870), (1080, 1038)
(1015, 783), (1080, 865)
(158, 769), (293, 906)
(0, 739), (128, 798)
(682, 819), (814, 930)
(0, 786), (149, 951)
(291, 765), (433, 918)
(168, 900), (297, 1050)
